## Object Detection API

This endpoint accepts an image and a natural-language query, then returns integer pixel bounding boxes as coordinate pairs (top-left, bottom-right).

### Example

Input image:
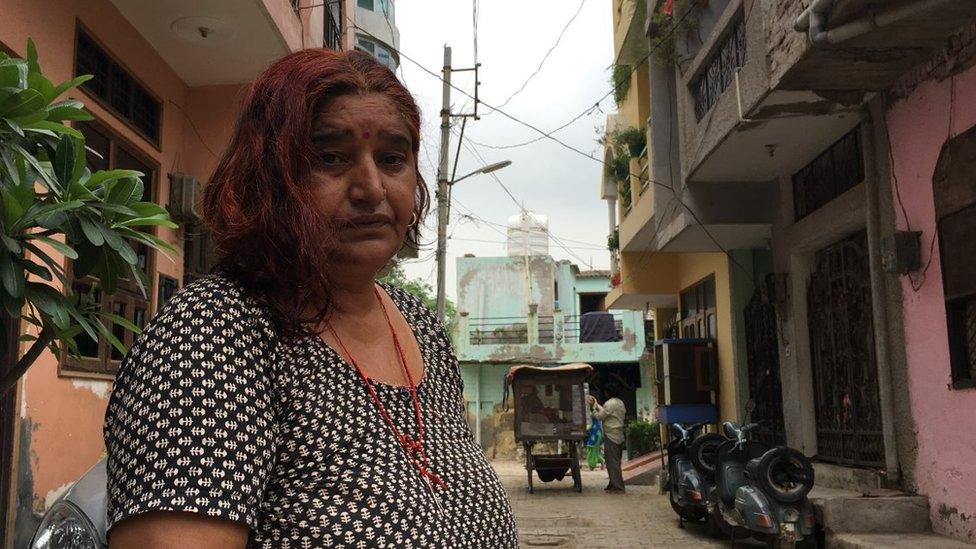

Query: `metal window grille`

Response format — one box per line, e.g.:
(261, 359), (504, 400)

(792, 128), (864, 221)
(324, 0), (343, 50)
(691, 16), (746, 121)
(75, 30), (161, 143)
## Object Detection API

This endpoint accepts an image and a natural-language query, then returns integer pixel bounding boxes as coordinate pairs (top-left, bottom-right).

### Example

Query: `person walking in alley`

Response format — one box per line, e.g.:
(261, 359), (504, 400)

(588, 388), (627, 492)
(102, 49), (518, 548)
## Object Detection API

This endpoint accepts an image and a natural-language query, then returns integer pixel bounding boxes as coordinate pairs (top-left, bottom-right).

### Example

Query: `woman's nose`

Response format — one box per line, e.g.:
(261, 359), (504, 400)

(348, 156), (386, 204)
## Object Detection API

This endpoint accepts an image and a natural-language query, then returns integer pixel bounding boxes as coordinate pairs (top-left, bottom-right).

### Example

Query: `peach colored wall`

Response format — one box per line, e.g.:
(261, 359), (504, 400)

(262, 0), (327, 51)
(885, 64), (976, 542)
(0, 0), (247, 539)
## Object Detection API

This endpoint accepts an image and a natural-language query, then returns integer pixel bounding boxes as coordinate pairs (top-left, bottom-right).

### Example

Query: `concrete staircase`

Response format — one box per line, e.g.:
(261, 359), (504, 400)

(811, 464), (975, 548)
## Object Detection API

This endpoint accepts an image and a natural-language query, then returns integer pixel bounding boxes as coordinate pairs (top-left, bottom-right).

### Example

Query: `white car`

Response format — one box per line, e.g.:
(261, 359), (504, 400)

(30, 459), (107, 549)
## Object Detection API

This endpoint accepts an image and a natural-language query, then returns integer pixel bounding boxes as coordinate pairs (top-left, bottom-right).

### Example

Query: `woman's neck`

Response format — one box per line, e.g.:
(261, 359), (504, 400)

(329, 277), (379, 319)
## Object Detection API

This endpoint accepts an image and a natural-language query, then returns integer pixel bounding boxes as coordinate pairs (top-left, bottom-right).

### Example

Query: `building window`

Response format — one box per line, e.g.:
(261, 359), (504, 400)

(356, 37), (375, 55)
(61, 122), (156, 377)
(691, 15), (746, 121)
(933, 126), (976, 388)
(358, 0), (374, 9)
(74, 29), (162, 144)
(680, 277), (717, 340)
(792, 128), (863, 221)
(158, 275), (180, 311)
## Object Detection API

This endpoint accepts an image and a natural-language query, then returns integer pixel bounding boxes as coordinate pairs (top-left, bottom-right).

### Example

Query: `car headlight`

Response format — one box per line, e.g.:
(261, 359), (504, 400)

(30, 501), (100, 549)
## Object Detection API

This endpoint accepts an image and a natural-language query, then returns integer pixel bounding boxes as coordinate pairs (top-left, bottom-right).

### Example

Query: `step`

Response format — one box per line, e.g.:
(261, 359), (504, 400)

(828, 533), (975, 548)
(811, 487), (931, 534)
(622, 453), (664, 486)
(814, 462), (888, 492)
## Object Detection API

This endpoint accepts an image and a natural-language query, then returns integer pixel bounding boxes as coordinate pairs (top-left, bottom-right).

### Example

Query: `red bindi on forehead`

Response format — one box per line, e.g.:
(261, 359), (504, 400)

(363, 130), (371, 139)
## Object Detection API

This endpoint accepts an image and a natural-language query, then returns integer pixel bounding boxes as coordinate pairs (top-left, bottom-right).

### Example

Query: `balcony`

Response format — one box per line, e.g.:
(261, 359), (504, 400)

(108, 0), (324, 86)
(454, 310), (644, 365)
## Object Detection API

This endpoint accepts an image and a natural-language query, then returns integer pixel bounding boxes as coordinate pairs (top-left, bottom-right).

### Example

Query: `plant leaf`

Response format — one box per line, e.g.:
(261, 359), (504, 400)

(103, 311), (141, 335)
(22, 260), (52, 281)
(50, 74), (92, 100)
(45, 100), (93, 122)
(0, 58), (28, 90)
(101, 227), (137, 265)
(23, 234), (78, 259)
(85, 169), (143, 190)
(53, 135), (76, 188)
(0, 254), (25, 297)
(23, 120), (83, 139)
(78, 216), (105, 246)
(0, 88), (44, 118)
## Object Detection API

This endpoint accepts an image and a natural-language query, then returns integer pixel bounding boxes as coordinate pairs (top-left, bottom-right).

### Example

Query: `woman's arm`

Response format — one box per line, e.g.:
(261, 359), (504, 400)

(110, 512), (249, 548)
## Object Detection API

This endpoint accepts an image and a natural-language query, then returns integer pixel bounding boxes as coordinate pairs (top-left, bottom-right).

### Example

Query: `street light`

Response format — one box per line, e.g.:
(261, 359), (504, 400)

(435, 159), (513, 322)
(448, 160), (513, 186)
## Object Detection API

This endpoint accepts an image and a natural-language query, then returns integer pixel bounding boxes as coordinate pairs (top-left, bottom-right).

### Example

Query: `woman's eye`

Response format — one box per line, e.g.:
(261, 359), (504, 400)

(320, 152), (344, 165)
(382, 154), (406, 167)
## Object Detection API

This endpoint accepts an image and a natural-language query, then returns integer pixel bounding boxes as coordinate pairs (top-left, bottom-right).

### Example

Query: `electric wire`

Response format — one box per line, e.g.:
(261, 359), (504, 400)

(348, 3), (754, 286)
(481, 0), (587, 115)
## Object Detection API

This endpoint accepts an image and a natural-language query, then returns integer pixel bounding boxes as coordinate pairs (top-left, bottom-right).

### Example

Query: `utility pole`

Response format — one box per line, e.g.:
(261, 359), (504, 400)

(435, 45), (452, 323)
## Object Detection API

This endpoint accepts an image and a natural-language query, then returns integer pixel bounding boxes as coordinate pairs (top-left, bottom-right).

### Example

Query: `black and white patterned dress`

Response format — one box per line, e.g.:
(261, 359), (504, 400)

(104, 274), (518, 548)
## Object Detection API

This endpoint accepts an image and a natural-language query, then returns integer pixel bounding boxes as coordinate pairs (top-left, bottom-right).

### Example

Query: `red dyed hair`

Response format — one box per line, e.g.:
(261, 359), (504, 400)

(203, 48), (428, 336)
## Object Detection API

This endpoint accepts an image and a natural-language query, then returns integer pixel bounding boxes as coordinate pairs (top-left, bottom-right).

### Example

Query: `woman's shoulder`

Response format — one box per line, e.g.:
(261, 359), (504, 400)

(155, 273), (273, 331)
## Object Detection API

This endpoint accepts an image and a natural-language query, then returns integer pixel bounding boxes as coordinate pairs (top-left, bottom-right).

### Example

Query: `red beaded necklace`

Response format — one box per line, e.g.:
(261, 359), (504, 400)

(326, 286), (448, 496)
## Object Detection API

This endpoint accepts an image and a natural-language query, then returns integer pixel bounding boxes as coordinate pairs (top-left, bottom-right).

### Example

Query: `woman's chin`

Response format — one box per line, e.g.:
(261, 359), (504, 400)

(333, 239), (401, 272)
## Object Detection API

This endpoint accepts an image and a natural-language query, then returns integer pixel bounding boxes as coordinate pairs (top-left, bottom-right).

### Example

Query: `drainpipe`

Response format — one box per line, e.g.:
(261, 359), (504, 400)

(861, 122), (901, 486)
(475, 367), (482, 448)
(794, 0), (955, 46)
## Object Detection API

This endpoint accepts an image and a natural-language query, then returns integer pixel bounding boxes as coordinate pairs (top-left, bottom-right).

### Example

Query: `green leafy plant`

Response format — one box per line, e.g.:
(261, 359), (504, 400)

(625, 419), (662, 458)
(0, 40), (177, 393)
(619, 178), (632, 211)
(616, 127), (647, 157)
(379, 259), (456, 329)
(607, 227), (620, 252)
(611, 64), (632, 106)
(648, 0), (703, 65)
(605, 152), (630, 183)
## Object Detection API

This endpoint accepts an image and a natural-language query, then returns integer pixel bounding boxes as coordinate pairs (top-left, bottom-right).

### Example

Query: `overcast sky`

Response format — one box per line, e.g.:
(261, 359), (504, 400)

(394, 0), (616, 301)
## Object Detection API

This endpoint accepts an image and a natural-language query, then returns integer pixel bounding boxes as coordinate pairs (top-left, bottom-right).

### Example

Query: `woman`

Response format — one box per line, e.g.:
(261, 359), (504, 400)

(104, 49), (518, 548)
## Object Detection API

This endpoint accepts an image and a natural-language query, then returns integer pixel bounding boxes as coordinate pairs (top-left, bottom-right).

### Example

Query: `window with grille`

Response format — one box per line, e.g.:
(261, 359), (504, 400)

(680, 276), (717, 341)
(933, 125), (976, 388)
(792, 128), (864, 221)
(74, 29), (161, 144)
(691, 15), (746, 121)
(61, 122), (156, 377)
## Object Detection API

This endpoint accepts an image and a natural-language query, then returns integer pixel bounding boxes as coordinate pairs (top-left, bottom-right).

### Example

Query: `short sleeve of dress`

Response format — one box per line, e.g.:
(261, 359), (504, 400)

(103, 278), (278, 533)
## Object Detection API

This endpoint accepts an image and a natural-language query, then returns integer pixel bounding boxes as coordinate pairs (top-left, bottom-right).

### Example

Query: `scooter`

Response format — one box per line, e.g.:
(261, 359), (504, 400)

(664, 422), (724, 527)
(708, 421), (818, 548)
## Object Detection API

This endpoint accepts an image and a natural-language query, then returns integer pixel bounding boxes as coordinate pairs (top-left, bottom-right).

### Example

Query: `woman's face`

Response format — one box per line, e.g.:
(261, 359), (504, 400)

(309, 93), (418, 275)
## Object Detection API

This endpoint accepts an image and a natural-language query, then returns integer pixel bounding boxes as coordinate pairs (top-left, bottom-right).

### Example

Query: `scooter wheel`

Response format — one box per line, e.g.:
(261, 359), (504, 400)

(754, 447), (815, 503)
(689, 433), (725, 480)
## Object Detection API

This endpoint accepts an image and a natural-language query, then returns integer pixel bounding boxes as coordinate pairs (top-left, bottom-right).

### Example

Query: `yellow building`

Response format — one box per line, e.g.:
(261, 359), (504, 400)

(602, 0), (775, 426)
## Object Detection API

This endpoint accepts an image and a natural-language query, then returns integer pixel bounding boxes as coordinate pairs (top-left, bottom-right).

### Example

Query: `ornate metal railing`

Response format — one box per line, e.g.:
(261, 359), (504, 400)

(691, 16), (746, 120)
(468, 317), (529, 345)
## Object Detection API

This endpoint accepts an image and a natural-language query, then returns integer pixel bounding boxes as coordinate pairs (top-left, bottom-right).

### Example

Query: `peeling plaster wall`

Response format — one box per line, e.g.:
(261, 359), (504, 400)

(885, 61), (976, 543)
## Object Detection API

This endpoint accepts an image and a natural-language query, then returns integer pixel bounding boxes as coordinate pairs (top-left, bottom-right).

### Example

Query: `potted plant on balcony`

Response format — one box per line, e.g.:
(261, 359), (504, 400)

(0, 40), (177, 393)
(607, 227), (620, 252)
(616, 127), (647, 158)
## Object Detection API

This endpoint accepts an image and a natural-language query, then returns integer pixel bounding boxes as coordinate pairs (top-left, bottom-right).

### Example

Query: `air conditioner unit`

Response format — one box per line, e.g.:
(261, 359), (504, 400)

(167, 173), (201, 223)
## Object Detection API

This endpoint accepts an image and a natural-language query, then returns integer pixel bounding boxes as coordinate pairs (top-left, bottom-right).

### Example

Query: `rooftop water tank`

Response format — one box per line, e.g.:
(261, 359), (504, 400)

(507, 211), (549, 257)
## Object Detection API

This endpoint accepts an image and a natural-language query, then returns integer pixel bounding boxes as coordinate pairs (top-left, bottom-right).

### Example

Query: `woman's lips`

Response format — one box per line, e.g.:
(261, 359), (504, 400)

(339, 214), (394, 230)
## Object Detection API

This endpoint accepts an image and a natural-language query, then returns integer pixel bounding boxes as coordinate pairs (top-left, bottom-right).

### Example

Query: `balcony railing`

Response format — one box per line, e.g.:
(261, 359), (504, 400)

(691, 16), (746, 120)
(464, 313), (626, 346)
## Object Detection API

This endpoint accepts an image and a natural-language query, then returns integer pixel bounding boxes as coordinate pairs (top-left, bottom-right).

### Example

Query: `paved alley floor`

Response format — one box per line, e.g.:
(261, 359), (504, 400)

(493, 460), (739, 548)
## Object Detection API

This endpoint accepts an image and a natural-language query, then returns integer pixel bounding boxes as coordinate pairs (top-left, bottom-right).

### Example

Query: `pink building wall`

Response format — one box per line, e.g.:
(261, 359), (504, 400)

(885, 63), (976, 542)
